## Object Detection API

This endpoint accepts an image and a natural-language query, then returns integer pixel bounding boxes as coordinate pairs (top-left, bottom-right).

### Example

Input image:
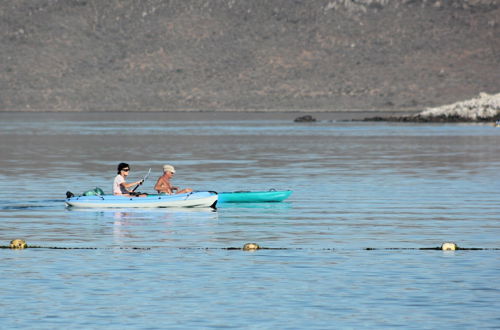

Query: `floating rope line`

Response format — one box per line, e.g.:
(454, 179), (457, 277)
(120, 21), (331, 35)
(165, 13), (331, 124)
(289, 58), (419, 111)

(3, 240), (499, 251)
(1, 246), (150, 250)
(363, 247), (498, 251)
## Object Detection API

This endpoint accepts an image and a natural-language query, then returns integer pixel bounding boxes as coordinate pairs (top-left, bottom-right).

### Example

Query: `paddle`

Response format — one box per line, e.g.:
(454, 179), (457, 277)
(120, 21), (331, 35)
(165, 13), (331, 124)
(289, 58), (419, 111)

(132, 168), (151, 192)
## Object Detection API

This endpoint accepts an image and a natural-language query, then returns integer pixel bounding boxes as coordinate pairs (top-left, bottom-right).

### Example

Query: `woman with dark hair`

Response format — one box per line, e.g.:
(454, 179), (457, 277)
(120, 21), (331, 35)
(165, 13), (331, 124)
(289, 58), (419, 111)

(113, 163), (145, 196)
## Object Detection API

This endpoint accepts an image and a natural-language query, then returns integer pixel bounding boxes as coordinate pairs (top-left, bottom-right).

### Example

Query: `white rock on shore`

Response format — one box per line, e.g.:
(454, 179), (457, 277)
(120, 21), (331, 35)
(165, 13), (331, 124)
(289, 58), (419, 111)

(418, 92), (500, 120)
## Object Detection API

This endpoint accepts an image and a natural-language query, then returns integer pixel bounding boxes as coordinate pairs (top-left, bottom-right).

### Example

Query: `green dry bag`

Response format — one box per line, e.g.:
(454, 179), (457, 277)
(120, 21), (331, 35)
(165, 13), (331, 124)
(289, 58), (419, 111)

(82, 187), (105, 196)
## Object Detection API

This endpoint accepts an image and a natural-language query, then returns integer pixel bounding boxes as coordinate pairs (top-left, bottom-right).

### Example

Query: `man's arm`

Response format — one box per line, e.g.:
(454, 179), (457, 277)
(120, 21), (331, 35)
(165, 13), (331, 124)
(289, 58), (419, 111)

(155, 177), (173, 194)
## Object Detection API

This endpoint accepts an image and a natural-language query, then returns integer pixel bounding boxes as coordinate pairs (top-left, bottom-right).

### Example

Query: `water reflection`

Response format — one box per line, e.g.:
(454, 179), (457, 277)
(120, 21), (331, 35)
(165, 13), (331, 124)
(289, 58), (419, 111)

(66, 207), (217, 217)
(0, 199), (64, 210)
(218, 202), (293, 209)
(64, 207), (219, 245)
(108, 209), (219, 244)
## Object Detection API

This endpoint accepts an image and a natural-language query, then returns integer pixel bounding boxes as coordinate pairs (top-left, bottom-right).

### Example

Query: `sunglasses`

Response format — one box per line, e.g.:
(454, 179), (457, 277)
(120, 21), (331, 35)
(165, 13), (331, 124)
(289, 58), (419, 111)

(122, 168), (130, 172)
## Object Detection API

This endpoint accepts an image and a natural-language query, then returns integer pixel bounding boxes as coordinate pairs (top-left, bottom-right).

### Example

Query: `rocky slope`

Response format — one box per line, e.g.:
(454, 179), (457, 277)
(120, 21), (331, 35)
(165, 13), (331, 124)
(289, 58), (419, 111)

(364, 92), (500, 122)
(418, 92), (500, 120)
(1, 0), (499, 112)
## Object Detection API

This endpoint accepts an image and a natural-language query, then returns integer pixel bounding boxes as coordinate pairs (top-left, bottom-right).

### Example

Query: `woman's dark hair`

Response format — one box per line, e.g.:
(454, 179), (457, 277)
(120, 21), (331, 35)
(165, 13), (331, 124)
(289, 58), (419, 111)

(117, 162), (130, 174)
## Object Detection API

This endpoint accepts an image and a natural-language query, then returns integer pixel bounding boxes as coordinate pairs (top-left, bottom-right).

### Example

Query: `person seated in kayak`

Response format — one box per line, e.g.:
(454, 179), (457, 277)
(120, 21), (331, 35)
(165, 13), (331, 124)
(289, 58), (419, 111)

(113, 163), (147, 197)
(154, 164), (193, 195)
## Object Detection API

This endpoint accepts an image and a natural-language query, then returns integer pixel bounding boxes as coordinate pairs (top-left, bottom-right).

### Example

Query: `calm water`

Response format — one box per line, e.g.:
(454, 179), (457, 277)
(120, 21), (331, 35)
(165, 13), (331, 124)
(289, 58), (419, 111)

(1, 112), (499, 329)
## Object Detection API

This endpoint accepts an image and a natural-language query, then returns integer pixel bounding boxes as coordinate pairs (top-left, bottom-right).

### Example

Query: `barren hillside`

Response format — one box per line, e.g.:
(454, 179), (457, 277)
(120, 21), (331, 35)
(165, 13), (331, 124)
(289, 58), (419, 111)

(1, 0), (499, 111)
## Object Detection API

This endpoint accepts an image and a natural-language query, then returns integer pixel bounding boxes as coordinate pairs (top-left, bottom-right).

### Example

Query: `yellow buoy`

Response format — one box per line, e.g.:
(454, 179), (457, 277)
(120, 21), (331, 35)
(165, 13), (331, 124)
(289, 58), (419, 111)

(441, 242), (458, 251)
(243, 243), (260, 251)
(10, 239), (27, 249)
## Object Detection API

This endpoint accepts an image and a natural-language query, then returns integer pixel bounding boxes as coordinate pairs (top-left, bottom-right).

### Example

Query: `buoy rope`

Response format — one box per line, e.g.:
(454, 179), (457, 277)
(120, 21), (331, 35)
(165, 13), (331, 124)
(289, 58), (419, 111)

(2, 245), (499, 251)
(3, 238), (498, 251)
(0, 245), (150, 250)
(363, 247), (498, 251)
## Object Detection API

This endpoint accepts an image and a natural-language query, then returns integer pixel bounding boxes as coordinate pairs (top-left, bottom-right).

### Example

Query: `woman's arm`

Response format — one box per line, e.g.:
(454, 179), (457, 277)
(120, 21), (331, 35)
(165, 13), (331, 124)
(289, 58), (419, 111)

(121, 180), (143, 191)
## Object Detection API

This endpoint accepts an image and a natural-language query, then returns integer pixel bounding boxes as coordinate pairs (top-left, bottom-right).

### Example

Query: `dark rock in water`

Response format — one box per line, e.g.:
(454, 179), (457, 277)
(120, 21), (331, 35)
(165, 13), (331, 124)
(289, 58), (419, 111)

(362, 116), (387, 122)
(294, 115), (317, 123)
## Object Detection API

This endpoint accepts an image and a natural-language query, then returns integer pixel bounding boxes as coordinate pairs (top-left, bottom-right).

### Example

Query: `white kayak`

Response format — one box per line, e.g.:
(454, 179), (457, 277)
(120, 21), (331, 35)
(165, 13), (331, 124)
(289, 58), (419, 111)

(65, 191), (218, 208)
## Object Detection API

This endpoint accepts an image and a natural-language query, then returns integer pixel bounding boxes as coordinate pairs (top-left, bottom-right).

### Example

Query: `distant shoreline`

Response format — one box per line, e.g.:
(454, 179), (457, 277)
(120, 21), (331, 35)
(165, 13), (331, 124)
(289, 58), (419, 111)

(0, 108), (420, 113)
(0, 109), (418, 122)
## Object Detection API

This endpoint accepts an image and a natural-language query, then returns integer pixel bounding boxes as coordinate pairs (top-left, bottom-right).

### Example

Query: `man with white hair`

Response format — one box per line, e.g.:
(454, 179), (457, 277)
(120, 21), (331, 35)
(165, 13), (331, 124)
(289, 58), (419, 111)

(154, 164), (193, 194)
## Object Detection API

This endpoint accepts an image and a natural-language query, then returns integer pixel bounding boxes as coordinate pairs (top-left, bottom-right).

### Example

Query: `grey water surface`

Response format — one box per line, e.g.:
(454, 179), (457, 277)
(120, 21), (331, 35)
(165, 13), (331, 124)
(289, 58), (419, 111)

(1, 112), (499, 329)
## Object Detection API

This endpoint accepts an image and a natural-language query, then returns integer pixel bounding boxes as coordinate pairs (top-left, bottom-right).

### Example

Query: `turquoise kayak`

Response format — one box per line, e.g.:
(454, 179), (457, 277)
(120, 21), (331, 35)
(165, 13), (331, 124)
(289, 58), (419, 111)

(218, 190), (292, 203)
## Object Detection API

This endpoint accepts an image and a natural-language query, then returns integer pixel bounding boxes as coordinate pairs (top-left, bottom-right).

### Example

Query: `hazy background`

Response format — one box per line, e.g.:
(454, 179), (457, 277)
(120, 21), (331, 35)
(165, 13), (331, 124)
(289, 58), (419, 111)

(1, 0), (499, 112)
